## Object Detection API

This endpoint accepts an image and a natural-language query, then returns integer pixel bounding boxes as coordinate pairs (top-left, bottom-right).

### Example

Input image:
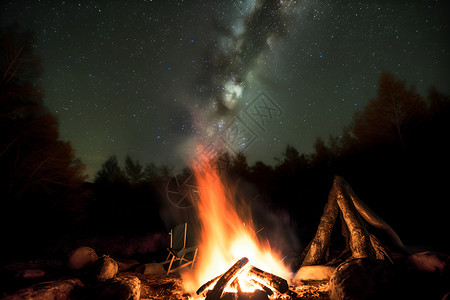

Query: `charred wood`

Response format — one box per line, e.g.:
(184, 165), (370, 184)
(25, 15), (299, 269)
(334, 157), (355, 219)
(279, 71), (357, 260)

(248, 266), (288, 294)
(197, 274), (221, 295)
(205, 257), (249, 300)
(249, 279), (273, 296)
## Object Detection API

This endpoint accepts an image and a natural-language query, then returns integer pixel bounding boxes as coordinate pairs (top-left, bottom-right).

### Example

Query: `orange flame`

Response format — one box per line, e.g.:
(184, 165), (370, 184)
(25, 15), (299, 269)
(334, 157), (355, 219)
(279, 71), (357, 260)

(182, 154), (290, 297)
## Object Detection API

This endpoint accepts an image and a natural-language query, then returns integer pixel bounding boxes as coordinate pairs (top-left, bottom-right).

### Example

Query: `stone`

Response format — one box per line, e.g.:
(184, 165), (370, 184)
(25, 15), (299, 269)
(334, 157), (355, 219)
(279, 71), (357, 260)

(66, 246), (98, 270)
(329, 258), (393, 300)
(115, 258), (140, 272)
(93, 255), (119, 281)
(293, 265), (336, 282)
(98, 275), (141, 300)
(1, 278), (83, 300)
(406, 251), (448, 273)
(20, 269), (46, 279)
(136, 262), (166, 275)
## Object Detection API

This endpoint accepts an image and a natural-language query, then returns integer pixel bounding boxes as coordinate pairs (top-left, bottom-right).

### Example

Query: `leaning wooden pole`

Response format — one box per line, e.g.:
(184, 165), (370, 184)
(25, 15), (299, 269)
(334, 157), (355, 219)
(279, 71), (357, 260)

(344, 181), (408, 254)
(301, 177), (340, 267)
(334, 176), (375, 259)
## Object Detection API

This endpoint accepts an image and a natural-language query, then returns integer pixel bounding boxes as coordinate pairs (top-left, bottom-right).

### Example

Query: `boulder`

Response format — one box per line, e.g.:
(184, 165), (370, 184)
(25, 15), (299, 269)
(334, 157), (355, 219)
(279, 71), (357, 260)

(93, 255), (119, 281)
(16, 269), (46, 279)
(329, 258), (393, 300)
(66, 246), (98, 270)
(115, 258), (140, 272)
(406, 251), (448, 273)
(1, 278), (83, 300)
(136, 262), (166, 275)
(293, 265), (336, 282)
(97, 275), (141, 300)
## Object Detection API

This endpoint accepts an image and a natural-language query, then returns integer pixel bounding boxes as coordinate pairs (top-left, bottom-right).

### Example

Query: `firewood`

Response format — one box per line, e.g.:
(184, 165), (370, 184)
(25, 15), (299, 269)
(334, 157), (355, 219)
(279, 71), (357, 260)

(196, 274), (221, 295)
(249, 279), (273, 296)
(205, 257), (249, 300)
(248, 265), (288, 294)
(334, 179), (375, 259)
(301, 177), (340, 266)
(345, 180), (407, 254)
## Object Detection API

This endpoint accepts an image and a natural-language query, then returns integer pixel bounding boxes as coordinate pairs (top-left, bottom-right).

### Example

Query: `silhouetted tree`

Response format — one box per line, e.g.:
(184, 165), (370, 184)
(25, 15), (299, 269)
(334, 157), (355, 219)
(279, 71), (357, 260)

(144, 162), (159, 181)
(351, 72), (427, 148)
(276, 144), (309, 175)
(0, 25), (86, 255)
(94, 155), (125, 185)
(230, 152), (249, 176)
(427, 86), (450, 118)
(311, 137), (331, 166)
(124, 155), (144, 184)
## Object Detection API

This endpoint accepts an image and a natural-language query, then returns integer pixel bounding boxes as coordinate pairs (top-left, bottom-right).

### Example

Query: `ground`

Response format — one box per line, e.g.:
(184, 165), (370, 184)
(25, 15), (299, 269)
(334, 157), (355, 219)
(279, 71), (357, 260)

(0, 258), (330, 299)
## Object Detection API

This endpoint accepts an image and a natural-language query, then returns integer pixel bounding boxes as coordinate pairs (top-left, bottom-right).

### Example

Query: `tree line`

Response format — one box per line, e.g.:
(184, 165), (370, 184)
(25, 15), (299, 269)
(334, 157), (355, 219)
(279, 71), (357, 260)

(2, 25), (449, 258)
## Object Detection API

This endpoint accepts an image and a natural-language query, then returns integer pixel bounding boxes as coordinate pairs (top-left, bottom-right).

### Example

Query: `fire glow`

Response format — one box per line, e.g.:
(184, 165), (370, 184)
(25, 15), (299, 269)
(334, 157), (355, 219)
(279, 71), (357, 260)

(182, 156), (291, 298)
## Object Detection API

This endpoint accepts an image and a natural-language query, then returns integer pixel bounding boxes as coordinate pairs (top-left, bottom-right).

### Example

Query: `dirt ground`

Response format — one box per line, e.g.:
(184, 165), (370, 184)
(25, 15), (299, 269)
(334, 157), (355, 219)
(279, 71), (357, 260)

(132, 272), (330, 300)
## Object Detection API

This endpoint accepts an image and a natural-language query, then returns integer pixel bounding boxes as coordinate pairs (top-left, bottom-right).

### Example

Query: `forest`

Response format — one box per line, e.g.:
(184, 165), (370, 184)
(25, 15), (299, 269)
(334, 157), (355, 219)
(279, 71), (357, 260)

(1, 25), (449, 260)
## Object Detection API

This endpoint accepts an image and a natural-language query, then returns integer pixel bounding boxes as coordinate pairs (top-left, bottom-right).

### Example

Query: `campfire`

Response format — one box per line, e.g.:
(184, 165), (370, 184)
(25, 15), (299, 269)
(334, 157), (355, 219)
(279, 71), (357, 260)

(182, 155), (293, 299)
(195, 257), (294, 299)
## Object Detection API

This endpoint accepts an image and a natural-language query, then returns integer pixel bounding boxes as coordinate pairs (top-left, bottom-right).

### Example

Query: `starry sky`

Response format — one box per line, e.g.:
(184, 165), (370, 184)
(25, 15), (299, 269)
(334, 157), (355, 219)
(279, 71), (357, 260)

(1, 0), (449, 179)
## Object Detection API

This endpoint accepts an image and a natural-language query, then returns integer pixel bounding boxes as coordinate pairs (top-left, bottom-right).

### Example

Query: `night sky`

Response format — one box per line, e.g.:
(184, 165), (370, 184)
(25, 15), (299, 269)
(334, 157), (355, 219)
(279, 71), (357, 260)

(2, 0), (449, 179)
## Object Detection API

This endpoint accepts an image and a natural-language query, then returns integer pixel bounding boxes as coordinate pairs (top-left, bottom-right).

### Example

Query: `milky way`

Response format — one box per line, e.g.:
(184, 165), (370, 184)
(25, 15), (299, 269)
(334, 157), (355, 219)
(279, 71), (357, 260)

(1, 0), (449, 179)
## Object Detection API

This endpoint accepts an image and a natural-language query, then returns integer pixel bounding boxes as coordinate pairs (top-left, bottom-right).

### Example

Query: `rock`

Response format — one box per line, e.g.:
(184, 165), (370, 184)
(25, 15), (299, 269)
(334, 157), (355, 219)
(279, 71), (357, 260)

(1, 278), (83, 300)
(136, 262), (166, 275)
(406, 251), (448, 273)
(293, 265), (336, 282)
(115, 258), (139, 272)
(93, 255), (119, 281)
(22, 269), (46, 279)
(98, 275), (140, 300)
(329, 258), (393, 300)
(67, 246), (98, 270)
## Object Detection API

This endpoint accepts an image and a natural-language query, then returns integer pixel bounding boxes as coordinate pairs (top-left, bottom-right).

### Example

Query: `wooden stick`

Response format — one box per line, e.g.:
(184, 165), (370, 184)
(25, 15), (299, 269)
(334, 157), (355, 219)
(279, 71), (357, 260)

(334, 177), (375, 259)
(301, 177), (340, 266)
(248, 265), (288, 294)
(250, 279), (273, 296)
(196, 274), (222, 295)
(205, 257), (249, 300)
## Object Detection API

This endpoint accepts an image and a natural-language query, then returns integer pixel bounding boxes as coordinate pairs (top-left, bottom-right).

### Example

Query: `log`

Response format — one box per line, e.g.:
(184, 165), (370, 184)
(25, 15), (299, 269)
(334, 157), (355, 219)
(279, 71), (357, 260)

(335, 177), (375, 259)
(196, 274), (221, 295)
(248, 266), (288, 294)
(205, 257), (249, 300)
(249, 279), (273, 296)
(301, 176), (340, 266)
(344, 180), (408, 254)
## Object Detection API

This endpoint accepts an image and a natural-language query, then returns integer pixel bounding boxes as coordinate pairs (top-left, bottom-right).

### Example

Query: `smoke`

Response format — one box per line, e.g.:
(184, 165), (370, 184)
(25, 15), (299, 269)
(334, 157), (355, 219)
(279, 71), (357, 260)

(190, 0), (297, 143)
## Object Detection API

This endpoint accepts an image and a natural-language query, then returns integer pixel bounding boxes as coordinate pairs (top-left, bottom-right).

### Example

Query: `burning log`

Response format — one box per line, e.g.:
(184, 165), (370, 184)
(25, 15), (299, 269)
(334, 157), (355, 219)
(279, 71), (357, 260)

(205, 257), (249, 300)
(198, 260), (293, 300)
(248, 265), (288, 294)
(249, 279), (273, 296)
(196, 274), (221, 295)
